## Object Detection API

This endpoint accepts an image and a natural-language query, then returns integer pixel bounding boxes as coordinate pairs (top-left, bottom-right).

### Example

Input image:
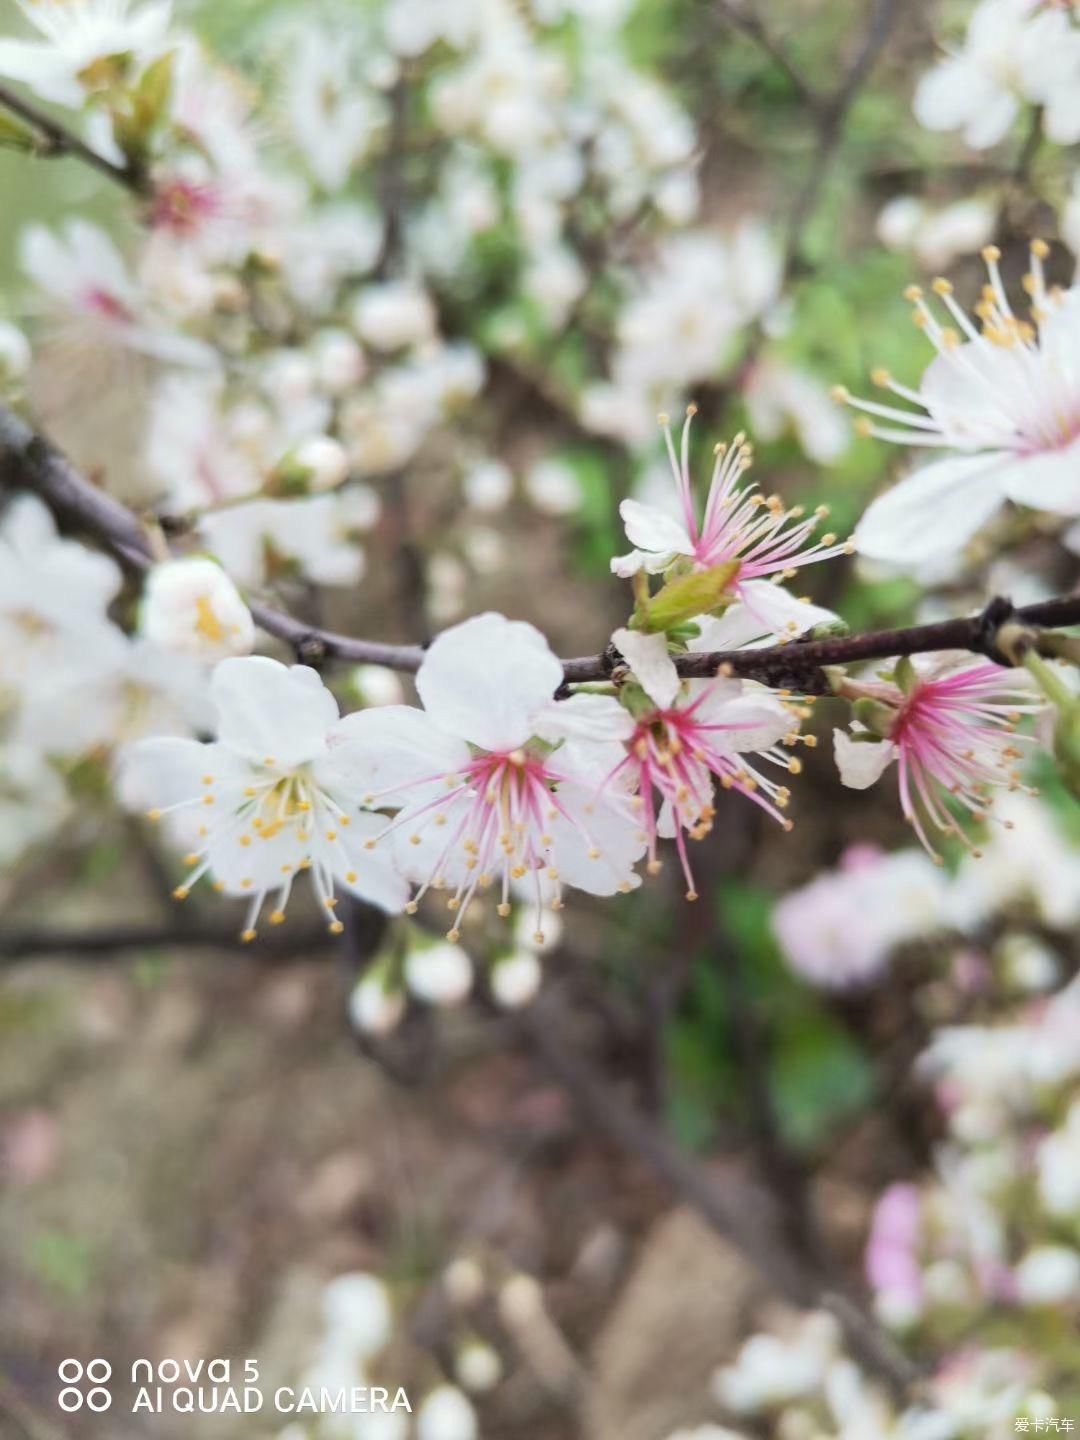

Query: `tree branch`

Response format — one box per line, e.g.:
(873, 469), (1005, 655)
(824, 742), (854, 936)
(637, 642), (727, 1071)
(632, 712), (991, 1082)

(0, 82), (146, 194)
(2, 403), (1077, 695)
(713, 0), (821, 110)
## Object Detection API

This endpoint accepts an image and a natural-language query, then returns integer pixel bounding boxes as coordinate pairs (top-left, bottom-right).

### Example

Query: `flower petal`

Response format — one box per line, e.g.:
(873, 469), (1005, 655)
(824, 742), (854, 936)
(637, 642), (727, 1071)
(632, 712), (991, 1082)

(211, 657), (340, 769)
(328, 705), (471, 807)
(416, 612), (563, 752)
(853, 455), (1009, 564)
(998, 442), (1080, 517)
(834, 728), (896, 789)
(336, 812), (411, 913)
(612, 628), (681, 708)
(532, 692), (636, 745)
(618, 499), (693, 558)
(548, 781), (644, 896)
(728, 582), (837, 646)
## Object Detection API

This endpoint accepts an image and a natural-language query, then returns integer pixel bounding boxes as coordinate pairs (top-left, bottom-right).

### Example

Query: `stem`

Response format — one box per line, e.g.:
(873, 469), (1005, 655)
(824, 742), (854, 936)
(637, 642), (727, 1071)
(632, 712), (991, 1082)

(2, 403), (1078, 689)
(0, 82), (146, 194)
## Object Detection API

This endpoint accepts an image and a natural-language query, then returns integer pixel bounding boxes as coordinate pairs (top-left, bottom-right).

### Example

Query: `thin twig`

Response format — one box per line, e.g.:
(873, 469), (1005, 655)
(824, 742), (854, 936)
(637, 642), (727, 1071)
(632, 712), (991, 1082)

(2, 404), (1078, 693)
(0, 81), (146, 193)
(713, 0), (821, 109)
(782, 0), (900, 274)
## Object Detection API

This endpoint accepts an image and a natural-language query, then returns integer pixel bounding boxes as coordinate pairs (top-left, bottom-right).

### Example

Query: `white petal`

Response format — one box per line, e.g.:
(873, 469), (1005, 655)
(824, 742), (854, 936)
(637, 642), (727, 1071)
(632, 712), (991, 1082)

(853, 455), (1008, 564)
(691, 690), (792, 754)
(548, 781), (644, 896)
(998, 443), (1080, 516)
(336, 812), (411, 914)
(328, 705), (471, 807)
(611, 627), (681, 708)
(834, 729), (896, 790)
(211, 656), (340, 769)
(618, 498), (692, 558)
(610, 548), (650, 578)
(416, 612), (563, 752)
(532, 692), (636, 745)
(730, 582), (838, 645)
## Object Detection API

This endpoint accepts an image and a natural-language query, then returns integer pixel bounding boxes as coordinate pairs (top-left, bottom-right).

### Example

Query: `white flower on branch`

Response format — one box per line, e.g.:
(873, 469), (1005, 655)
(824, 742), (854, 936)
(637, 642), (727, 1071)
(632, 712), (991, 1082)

(844, 244), (1080, 564)
(336, 612), (644, 944)
(121, 656), (409, 940)
(914, 0), (1080, 149)
(0, 0), (173, 108)
(139, 557), (254, 662)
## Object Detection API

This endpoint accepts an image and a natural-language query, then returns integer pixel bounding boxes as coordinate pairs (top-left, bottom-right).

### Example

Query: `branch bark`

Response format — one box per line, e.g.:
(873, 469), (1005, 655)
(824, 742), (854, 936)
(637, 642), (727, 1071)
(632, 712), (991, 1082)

(2, 403), (1078, 694)
(0, 82), (146, 193)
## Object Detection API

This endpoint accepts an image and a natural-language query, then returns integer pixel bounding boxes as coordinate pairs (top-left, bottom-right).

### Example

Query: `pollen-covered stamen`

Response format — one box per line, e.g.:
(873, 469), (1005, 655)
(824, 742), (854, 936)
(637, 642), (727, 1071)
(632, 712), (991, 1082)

(658, 407), (851, 581)
(886, 664), (1042, 862)
(839, 240), (1080, 455)
(609, 689), (797, 899)
(362, 745), (604, 936)
(148, 761), (360, 933)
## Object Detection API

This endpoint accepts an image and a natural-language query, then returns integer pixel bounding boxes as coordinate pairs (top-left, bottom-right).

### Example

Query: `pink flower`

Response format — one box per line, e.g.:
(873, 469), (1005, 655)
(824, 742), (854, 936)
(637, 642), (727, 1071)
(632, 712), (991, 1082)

(612, 407), (850, 641)
(834, 658), (1042, 861)
(604, 630), (795, 900)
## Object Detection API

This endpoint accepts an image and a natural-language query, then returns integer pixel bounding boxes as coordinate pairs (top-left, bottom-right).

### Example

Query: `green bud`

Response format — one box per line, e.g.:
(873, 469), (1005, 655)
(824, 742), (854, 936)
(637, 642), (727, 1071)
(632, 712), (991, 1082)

(808, 618), (850, 641)
(852, 697), (896, 738)
(633, 561), (740, 634)
(0, 112), (42, 154)
(894, 655), (917, 693)
(616, 680), (656, 720)
(1024, 651), (1080, 798)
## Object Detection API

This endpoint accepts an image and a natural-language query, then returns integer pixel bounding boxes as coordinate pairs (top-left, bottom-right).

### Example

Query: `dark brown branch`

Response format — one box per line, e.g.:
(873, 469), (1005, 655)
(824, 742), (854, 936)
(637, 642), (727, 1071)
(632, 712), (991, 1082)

(0, 81), (146, 193)
(2, 403), (1078, 693)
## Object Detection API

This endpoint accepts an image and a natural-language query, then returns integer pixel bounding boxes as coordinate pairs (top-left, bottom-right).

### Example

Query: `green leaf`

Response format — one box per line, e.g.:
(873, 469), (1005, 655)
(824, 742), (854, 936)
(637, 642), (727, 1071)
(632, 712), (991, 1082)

(635, 562), (740, 633)
(769, 1014), (874, 1147)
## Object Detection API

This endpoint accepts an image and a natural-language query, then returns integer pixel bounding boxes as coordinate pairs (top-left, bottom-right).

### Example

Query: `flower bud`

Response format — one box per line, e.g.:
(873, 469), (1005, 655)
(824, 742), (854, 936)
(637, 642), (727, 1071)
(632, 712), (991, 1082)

(139, 557), (254, 662)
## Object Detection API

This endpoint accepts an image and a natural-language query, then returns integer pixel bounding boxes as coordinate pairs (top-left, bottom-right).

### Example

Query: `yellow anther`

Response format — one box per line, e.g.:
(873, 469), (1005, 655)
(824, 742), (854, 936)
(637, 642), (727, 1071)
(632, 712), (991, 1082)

(328, 920), (344, 935)
(686, 890), (699, 902)
(931, 277), (952, 295)
(497, 902), (511, 917)
(172, 886), (190, 901)
(903, 284), (923, 302)
(405, 901), (418, 914)
(345, 869), (357, 883)
(981, 244), (1001, 263)
(203, 794), (215, 806)
(870, 367), (891, 387)
(1032, 238), (1049, 259)
(325, 829), (337, 841)
(269, 910), (285, 926)
(446, 928), (461, 942)
(240, 928), (257, 943)
(146, 808), (162, 822)
(854, 417), (873, 437)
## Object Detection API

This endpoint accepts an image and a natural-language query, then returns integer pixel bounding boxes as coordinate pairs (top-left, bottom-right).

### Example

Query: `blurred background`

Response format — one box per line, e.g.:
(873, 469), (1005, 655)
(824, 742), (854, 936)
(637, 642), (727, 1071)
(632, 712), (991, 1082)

(0, 0), (1078, 1436)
